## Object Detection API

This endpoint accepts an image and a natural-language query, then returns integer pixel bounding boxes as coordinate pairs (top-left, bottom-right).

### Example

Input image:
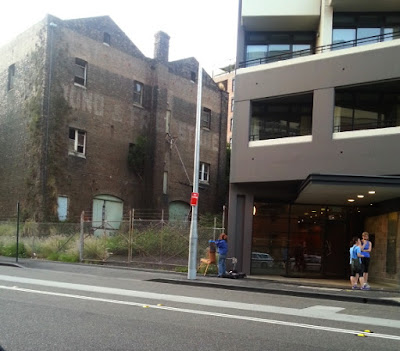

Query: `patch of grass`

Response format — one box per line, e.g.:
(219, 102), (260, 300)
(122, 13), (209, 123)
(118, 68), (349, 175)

(46, 252), (59, 261)
(37, 235), (73, 258)
(175, 266), (188, 273)
(106, 234), (128, 255)
(0, 241), (28, 258)
(58, 251), (79, 262)
(0, 223), (17, 237)
(84, 236), (109, 260)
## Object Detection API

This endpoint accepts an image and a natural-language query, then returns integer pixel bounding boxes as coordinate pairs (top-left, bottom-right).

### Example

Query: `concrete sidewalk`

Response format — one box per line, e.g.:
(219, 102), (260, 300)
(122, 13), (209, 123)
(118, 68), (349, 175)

(1, 256), (400, 306)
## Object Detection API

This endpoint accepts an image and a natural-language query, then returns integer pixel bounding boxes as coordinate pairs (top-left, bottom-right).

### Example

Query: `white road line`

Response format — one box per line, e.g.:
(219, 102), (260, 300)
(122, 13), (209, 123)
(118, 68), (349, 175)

(1, 284), (400, 341)
(0, 274), (399, 329)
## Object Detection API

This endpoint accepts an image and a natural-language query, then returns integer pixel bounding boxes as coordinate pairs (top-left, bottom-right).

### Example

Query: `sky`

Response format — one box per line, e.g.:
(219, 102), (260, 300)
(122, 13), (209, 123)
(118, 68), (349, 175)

(0, 0), (239, 76)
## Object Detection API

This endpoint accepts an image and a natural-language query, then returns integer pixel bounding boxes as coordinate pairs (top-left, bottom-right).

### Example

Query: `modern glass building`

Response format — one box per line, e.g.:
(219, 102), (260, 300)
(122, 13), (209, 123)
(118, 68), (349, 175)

(228, 0), (400, 284)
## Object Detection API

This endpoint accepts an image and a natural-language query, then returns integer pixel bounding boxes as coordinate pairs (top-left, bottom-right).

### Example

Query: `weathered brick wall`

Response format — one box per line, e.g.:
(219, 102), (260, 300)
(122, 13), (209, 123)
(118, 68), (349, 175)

(0, 14), (228, 222)
(0, 18), (47, 219)
(152, 59), (228, 215)
(52, 17), (154, 220)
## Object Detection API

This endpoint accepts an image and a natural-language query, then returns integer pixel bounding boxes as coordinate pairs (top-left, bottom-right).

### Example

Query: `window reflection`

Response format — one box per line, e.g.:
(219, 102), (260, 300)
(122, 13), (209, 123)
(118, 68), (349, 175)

(245, 31), (314, 66)
(332, 13), (400, 49)
(334, 80), (400, 132)
(250, 93), (313, 141)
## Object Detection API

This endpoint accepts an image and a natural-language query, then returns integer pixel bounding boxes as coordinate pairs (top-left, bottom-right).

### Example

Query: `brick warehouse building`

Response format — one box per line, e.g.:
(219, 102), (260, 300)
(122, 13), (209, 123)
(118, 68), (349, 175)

(0, 15), (228, 224)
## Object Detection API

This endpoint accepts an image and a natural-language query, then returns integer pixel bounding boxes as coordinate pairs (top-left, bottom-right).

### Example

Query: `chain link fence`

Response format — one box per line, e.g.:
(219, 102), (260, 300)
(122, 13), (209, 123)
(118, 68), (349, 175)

(0, 209), (225, 273)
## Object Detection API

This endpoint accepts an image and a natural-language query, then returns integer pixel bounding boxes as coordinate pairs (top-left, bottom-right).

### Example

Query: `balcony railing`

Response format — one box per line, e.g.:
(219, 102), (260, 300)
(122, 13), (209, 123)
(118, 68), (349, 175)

(239, 31), (400, 69)
(333, 119), (399, 133)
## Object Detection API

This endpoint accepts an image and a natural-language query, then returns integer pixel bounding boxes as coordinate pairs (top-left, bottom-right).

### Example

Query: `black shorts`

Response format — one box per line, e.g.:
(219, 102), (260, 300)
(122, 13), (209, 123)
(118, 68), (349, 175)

(362, 257), (370, 273)
(350, 259), (364, 276)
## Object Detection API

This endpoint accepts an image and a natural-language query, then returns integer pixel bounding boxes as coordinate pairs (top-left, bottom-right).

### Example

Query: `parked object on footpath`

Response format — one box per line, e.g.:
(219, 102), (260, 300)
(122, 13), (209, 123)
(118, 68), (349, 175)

(224, 257), (246, 279)
(361, 231), (372, 290)
(198, 242), (217, 276)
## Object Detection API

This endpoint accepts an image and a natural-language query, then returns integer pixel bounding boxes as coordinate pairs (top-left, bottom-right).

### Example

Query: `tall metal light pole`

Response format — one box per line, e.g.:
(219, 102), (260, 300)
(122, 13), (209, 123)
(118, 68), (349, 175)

(187, 63), (203, 280)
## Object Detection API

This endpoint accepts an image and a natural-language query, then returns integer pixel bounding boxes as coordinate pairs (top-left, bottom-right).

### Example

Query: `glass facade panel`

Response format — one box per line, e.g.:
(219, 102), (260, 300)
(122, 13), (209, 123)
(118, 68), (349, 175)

(244, 31), (315, 66)
(334, 80), (400, 132)
(357, 28), (380, 44)
(384, 28), (394, 41)
(293, 44), (311, 53)
(333, 13), (400, 49)
(332, 29), (356, 48)
(251, 203), (355, 276)
(250, 93), (313, 141)
(246, 45), (267, 63)
(353, 109), (379, 130)
(268, 44), (290, 58)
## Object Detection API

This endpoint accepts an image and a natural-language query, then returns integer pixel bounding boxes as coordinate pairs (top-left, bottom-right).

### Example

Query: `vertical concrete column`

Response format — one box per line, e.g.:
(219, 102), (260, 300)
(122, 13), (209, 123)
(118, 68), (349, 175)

(312, 87), (334, 145)
(317, 0), (333, 48)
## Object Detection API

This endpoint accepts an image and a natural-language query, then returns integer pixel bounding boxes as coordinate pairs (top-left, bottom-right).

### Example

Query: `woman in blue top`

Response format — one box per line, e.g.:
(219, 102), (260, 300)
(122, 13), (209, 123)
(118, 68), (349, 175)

(210, 233), (228, 277)
(361, 231), (372, 289)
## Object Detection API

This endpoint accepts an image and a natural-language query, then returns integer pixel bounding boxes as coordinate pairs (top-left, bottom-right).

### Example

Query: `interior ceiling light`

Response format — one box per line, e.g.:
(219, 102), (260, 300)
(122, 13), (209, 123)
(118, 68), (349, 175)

(357, 195), (364, 198)
(368, 190), (376, 194)
(348, 199), (355, 202)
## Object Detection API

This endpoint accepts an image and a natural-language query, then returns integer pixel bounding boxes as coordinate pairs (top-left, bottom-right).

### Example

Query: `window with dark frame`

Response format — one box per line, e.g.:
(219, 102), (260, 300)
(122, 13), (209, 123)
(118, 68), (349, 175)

(69, 128), (86, 156)
(199, 162), (210, 183)
(334, 80), (400, 133)
(332, 13), (400, 49)
(8, 64), (15, 91)
(133, 81), (144, 105)
(191, 71), (196, 82)
(201, 108), (211, 129)
(103, 32), (111, 45)
(245, 31), (315, 66)
(74, 58), (87, 87)
(250, 93), (313, 141)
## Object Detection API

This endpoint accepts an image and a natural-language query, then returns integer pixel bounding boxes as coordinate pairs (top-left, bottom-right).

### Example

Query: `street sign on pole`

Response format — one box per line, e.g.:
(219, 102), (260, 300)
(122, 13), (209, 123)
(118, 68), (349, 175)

(187, 63), (203, 280)
(190, 192), (199, 206)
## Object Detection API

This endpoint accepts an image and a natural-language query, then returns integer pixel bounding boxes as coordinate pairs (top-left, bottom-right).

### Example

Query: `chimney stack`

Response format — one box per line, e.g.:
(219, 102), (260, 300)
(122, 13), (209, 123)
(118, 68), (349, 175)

(154, 31), (170, 63)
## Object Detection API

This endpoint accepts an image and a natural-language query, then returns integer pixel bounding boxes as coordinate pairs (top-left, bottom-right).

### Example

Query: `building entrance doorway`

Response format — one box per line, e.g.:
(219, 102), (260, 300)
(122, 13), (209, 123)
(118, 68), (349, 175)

(251, 202), (359, 278)
(323, 220), (347, 277)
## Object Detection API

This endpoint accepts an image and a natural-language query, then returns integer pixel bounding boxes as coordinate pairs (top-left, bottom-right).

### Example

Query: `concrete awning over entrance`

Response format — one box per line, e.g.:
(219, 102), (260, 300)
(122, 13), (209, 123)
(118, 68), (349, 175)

(296, 174), (400, 206)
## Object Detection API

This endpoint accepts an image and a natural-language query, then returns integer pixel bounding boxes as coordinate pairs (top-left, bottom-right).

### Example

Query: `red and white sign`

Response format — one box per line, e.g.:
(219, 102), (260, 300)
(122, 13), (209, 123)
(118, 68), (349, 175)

(190, 192), (199, 206)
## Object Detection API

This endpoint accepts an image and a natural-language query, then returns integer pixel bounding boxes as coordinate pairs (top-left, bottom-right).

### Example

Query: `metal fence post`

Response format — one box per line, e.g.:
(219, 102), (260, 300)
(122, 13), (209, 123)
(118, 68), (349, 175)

(222, 205), (226, 232)
(16, 202), (20, 263)
(213, 216), (217, 240)
(128, 209), (133, 264)
(80, 211), (84, 262)
(160, 210), (164, 263)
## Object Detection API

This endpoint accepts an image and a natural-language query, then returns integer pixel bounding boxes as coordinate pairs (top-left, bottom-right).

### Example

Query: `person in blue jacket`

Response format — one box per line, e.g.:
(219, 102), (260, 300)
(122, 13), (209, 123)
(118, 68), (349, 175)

(210, 233), (228, 277)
